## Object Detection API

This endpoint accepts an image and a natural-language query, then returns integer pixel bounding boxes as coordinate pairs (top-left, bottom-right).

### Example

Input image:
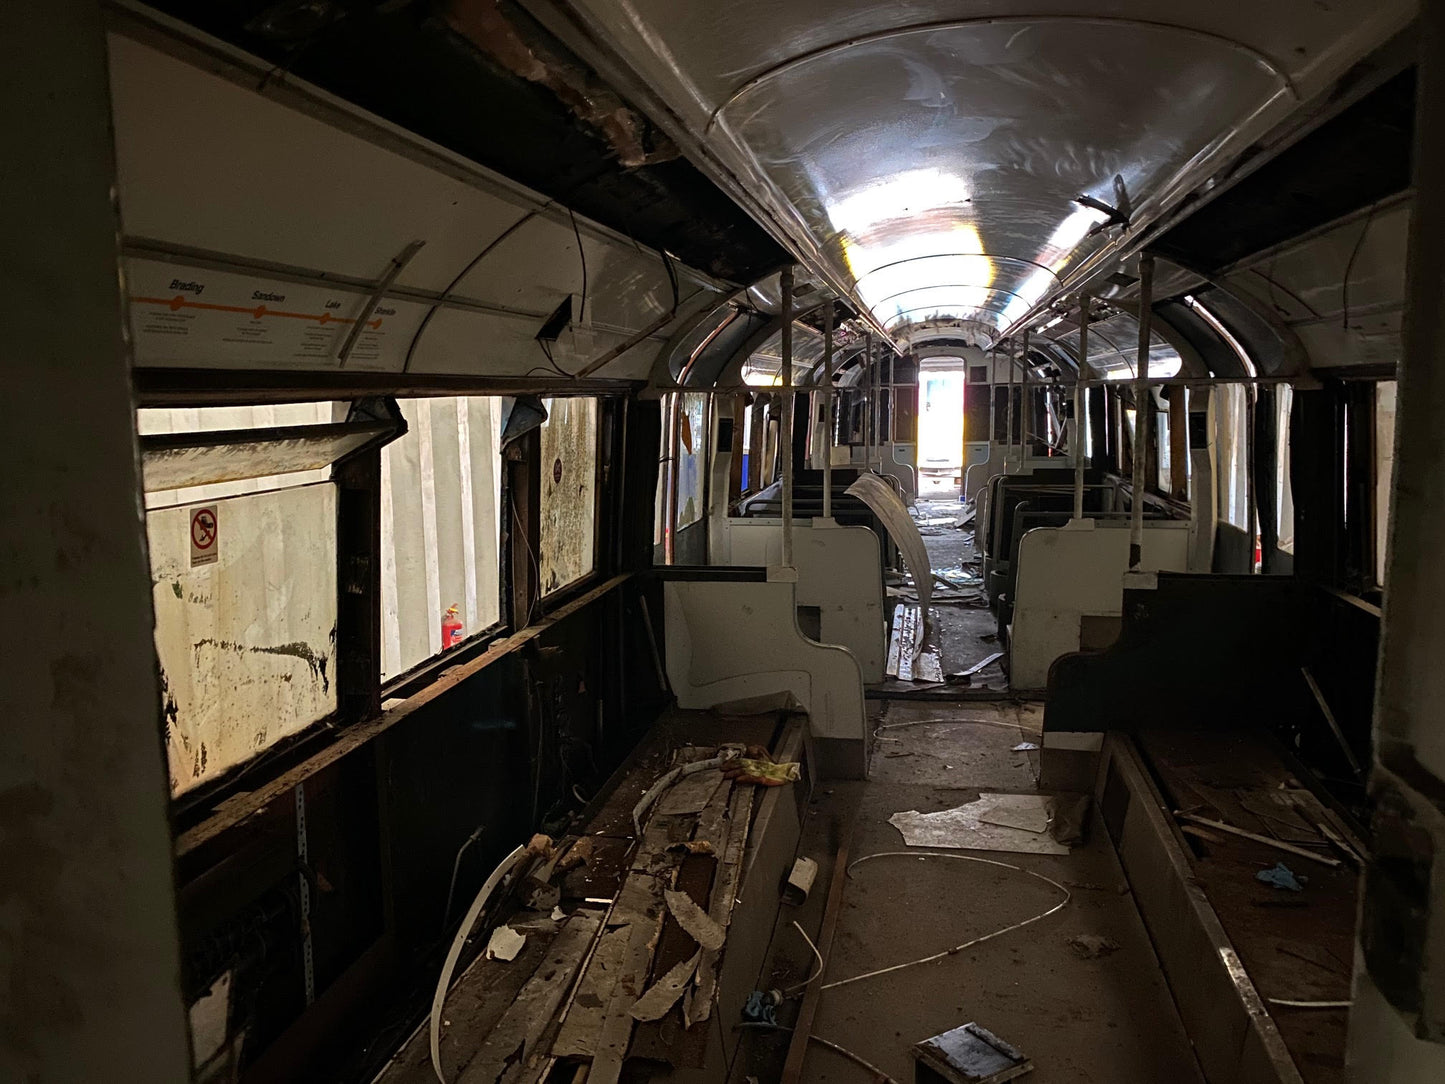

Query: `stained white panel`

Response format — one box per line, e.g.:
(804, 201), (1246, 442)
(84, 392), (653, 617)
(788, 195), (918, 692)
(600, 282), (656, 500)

(539, 397), (599, 595)
(149, 484), (338, 795)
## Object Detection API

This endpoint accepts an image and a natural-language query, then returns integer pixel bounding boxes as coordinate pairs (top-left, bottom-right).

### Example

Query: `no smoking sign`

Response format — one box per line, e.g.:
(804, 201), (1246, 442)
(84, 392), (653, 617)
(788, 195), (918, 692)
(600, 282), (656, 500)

(190, 505), (219, 567)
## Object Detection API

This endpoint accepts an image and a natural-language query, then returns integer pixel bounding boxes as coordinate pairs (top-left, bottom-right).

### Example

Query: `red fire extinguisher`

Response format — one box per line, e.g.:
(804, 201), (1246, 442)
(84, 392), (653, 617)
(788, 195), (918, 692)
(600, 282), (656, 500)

(442, 604), (464, 650)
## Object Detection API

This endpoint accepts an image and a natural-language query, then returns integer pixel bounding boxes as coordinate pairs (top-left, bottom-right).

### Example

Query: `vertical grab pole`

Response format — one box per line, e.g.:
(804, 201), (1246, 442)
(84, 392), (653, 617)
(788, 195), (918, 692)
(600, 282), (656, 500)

(663, 391), (679, 565)
(1074, 296), (1090, 521)
(863, 330), (874, 469)
(878, 345), (890, 459)
(1246, 386), (1258, 572)
(822, 299), (834, 519)
(1130, 254), (1155, 569)
(780, 265), (795, 568)
(1020, 329), (1031, 463)
(1004, 340), (1015, 470)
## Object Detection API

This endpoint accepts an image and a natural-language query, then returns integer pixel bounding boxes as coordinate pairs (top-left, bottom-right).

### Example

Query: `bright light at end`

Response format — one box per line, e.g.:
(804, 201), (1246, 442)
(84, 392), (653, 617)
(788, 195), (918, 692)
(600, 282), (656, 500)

(826, 169), (971, 237)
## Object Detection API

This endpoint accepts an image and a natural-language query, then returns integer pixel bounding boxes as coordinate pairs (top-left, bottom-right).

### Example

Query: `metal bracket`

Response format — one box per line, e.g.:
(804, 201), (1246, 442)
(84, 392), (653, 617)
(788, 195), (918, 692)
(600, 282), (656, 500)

(295, 784), (315, 1005)
(337, 239), (425, 366)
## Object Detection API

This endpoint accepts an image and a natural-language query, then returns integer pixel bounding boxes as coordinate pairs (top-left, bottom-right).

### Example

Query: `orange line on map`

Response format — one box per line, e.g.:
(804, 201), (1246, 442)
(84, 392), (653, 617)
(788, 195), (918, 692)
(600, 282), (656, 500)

(133, 295), (383, 330)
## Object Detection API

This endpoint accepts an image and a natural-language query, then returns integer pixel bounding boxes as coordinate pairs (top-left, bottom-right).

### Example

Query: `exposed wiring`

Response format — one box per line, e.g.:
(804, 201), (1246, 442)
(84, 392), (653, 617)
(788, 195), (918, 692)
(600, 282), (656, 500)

(568, 208), (588, 327)
(535, 338), (576, 380)
(783, 920), (825, 997)
(509, 494), (546, 628)
(818, 851), (1071, 991)
(1341, 199), (1383, 332)
(403, 208), (541, 373)
(808, 1036), (901, 1083)
(430, 843), (531, 1083)
(662, 249), (680, 314)
(1249, 263), (1322, 320)
(440, 824), (486, 933)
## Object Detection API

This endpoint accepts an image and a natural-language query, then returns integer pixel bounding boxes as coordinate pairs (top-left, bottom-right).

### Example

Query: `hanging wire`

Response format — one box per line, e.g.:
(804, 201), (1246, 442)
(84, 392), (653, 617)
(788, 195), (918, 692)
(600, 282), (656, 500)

(1341, 199), (1385, 332)
(568, 208), (589, 324)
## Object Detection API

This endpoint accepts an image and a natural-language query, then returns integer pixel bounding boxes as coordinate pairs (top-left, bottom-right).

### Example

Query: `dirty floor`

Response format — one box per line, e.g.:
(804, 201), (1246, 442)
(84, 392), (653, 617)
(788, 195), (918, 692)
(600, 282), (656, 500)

(760, 699), (1206, 1083)
(875, 498), (1004, 694)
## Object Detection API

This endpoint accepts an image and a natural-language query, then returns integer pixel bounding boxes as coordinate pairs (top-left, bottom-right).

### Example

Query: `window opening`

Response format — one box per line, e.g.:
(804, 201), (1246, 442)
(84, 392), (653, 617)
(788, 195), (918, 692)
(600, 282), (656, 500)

(539, 396), (599, 595)
(380, 396), (504, 682)
(1217, 384), (1250, 529)
(1277, 385), (1295, 555)
(138, 401), (401, 797)
(1375, 380), (1397, 586)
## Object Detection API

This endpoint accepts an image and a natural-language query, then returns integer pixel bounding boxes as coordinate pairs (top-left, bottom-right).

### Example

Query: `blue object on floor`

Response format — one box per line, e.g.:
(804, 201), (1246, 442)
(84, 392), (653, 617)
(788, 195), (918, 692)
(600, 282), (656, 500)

(1256, 862), (1307, 892)
(742, 990), (777, 1026)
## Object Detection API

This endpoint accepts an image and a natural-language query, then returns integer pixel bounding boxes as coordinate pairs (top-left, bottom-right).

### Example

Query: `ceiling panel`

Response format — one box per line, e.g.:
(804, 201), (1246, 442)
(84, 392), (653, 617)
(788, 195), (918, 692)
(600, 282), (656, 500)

(556, 1), (1412, 342)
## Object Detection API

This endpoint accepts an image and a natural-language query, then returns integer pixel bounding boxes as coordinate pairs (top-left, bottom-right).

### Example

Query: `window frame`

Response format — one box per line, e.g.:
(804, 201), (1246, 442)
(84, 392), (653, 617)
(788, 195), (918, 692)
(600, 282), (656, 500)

(141, 378), (625, 830)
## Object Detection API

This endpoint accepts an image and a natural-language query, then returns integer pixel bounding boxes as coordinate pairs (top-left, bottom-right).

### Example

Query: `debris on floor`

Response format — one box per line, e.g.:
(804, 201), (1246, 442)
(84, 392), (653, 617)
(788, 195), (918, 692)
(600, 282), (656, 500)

(1256, 862), (1308, 892)
(395, 731), (781, 1083)
(630, 950), (702, 1021)
(1048, 795), (1092, 846)
(665, 889), (726, 951)
(889, 794), (1071, 855)
(935, 566), (983, 589)
(912, 1021), (1034, 1083)
(484, 925), (526, 961)
(742, 989), (779, 1027)
(948, 651), (1005, 683)
(1174, 811), (1342, 868)
(1067, 934), (1122, 960)
(783, 856), (819, 904)
(722, 749), (802, 786)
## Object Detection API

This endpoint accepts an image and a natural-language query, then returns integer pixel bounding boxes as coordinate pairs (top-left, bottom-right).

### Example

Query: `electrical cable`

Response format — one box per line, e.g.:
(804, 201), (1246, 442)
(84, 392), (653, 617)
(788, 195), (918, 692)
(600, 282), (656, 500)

(783, 920), (825, 997)
(818, 851), (1070, 991)
(509, 494), (546, 628)
(808, 1036), (900, 1083)
(429, 842), (530, 1083)
(402, 208), (542, 373)
(1341, 199), (1383, 332)
(662, 249), (680, 313)
(534, 338), (575, 379)
(568, 208), (588, 327)
(440, 825), (485, 933)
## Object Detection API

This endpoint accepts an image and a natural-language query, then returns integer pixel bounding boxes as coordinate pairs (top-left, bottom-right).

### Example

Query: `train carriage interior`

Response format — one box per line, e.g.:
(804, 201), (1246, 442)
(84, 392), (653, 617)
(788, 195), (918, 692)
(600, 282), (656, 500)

(12, 1), (1445, 1081)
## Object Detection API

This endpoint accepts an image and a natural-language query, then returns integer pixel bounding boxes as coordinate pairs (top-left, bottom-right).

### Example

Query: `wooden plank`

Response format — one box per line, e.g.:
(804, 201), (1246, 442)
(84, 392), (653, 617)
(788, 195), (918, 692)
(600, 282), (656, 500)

(374, 926), (563, 1082)
(780, 839), (849, 1084)
(1174, 813), (1343, 868)
(657, 766), (726, 816)
(551, 924), (631, 1058)
(176, 573), (631, 854)
(583, 873), (668, 1084)
(455, 911), (603, 1084)
(689, 781), (755, 1024)
(628, 850), (715, 1065)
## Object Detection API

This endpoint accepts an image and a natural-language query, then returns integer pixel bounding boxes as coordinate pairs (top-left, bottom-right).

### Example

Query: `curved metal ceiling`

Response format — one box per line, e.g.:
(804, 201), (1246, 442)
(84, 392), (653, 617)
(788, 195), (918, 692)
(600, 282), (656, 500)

(537, 1), (1412, 345)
